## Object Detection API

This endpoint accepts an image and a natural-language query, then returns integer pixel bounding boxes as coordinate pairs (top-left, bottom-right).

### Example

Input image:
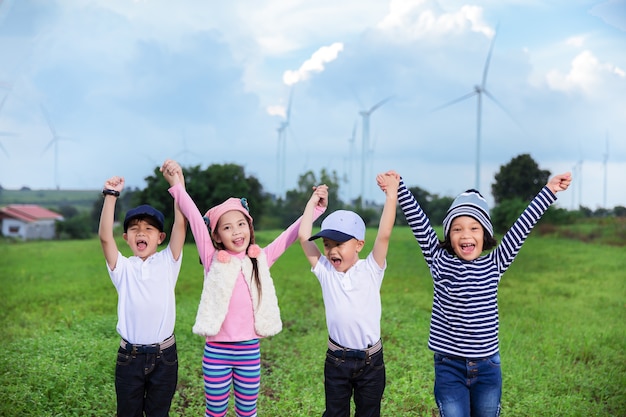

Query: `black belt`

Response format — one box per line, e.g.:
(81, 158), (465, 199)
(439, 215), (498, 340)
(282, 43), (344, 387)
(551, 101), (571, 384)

(328, 337), (382, 360)
(120, 334), (175, 355)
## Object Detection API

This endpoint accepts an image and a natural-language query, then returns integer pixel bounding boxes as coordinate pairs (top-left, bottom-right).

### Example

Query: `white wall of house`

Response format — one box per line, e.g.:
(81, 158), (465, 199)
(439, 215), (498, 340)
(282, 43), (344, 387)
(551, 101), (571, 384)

(1, 218), (58, 240)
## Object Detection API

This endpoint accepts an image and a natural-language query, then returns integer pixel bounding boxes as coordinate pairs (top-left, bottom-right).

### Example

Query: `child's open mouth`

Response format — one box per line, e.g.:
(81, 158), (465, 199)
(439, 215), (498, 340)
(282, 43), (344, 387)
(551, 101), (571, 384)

(460, 243), (475, 254)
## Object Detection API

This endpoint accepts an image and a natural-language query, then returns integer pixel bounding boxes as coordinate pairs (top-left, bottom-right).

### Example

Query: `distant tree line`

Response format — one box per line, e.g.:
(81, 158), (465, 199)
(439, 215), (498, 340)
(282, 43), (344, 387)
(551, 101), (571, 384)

(52, 153), (624, 240)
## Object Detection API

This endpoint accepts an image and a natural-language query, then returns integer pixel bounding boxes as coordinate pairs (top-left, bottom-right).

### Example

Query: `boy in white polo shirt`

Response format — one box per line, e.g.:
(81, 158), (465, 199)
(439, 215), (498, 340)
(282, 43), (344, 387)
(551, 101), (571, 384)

(298, 173), (399, 417)
(98, 162), (186, 417)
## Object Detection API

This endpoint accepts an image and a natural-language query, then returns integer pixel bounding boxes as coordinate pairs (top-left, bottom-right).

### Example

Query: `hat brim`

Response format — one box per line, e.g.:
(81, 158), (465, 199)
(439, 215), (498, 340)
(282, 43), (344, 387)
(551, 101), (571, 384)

(309, 229), (356, 242)
(124, 213), (164, 232)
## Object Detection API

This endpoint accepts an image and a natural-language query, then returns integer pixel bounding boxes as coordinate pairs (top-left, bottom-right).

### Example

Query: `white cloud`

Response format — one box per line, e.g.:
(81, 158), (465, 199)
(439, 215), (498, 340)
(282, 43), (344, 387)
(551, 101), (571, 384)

(282, 42), (344, 86)
(565, 35), (586, 47)
(546, 50), (626, 95)
(377, 0), (493, 39)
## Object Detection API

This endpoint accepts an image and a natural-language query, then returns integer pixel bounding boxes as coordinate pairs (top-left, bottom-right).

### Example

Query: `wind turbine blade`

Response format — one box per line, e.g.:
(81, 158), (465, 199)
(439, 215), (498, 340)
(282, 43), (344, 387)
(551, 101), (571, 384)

(481, 26), (499, 88)
(0, 143), (9, 158)
(368, 95), (394, 114)
(350, 120), (357, 142)
(40, 104), (58, 137)
(285, 87), (294, 124)
(0, 131), (18, 137)
(431, 91), (477, 112)
(41, 138), (55, 155)
(0, 93), (9, 114)
(482, 89), (525, 132)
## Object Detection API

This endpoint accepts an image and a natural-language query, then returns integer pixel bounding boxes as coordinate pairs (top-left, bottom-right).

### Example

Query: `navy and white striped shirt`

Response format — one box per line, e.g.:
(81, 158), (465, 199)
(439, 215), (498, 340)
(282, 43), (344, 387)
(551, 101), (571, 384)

(398, 179), (556, 358)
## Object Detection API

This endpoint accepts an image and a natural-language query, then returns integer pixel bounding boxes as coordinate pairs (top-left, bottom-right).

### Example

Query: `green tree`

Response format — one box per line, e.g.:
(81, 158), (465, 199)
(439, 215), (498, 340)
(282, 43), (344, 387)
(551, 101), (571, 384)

(491, 154), (550, 204)
(267, 169), (342, 229)
(57, 213), (93, 239)
(394, 184), (454, 227)
(90, 189), (136, 234)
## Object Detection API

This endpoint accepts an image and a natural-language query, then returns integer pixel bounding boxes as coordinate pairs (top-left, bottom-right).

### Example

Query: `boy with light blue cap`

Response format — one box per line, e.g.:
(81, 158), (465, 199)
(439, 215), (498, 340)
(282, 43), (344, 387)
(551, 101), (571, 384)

(298, 174), (399, 417)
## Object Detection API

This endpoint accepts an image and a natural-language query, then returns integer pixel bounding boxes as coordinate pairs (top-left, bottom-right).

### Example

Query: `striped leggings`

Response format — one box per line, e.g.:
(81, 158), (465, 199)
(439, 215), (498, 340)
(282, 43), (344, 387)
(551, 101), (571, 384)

(202, 339), (261, 417)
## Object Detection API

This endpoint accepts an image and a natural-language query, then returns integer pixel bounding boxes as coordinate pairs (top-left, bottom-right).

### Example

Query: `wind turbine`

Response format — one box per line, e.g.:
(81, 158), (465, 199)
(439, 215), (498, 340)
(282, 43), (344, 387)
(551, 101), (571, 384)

(347, 120), (357, 201)
(0, 86), (10, 114)
(0, 89), (17, 158)
(603, 131), (609, 208)
(571, 152), (583, 209)
(175, 130), (199, 167)
(0, 131), (17, 158)
(276, 87), (293, 198)
(359, 96), (392, 204)
(40, 104), (72, 190)
(432, 29), (519, 190)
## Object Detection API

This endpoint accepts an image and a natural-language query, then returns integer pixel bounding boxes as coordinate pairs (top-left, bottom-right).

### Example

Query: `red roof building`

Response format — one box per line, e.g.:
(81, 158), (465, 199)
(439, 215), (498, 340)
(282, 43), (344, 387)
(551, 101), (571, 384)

(0, 204), (64, 240)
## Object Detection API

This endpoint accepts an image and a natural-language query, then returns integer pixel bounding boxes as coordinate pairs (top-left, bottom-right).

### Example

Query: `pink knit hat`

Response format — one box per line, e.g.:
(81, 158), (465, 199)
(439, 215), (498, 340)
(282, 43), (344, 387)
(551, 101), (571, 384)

(204, 197), (253, 234)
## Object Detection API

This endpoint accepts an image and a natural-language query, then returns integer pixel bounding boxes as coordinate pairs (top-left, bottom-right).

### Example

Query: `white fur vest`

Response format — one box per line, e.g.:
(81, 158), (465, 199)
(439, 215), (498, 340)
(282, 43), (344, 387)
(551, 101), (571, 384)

(192, 251), (283, 338)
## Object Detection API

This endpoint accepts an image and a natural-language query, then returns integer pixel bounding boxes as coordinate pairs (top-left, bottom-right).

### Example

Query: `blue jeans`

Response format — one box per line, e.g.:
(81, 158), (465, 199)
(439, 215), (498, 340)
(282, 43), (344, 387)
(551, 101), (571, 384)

(115, 342), (178, 417)
(433, 352), (501, 417)
(322, 347), (386, 417)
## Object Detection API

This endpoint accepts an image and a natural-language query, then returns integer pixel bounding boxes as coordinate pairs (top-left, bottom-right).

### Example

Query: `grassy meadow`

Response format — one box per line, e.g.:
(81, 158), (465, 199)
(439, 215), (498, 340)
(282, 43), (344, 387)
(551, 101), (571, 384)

(0, 226), (624, 416)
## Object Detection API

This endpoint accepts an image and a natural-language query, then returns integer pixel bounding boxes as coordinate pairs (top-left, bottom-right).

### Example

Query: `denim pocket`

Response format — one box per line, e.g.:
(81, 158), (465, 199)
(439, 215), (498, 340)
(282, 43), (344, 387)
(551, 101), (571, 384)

(116, 350), (132, 366)
(160, 345), (178, 366)
(368, 350), (385, 371)
(325, 351), (344, 367)
(488, 353), (501, 368)
(434, 353), (447, 365)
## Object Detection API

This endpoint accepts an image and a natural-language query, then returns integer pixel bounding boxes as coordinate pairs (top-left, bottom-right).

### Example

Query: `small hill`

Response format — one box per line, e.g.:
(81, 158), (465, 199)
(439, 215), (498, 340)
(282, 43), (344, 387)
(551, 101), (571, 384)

(0, 188), (100, 212)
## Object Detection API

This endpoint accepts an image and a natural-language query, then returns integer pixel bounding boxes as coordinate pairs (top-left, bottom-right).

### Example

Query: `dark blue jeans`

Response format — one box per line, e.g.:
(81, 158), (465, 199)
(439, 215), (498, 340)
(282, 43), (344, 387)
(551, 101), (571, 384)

(433, 352), (501, 417)
(322, 347), (386, 417)
(115, 343), (178, 417)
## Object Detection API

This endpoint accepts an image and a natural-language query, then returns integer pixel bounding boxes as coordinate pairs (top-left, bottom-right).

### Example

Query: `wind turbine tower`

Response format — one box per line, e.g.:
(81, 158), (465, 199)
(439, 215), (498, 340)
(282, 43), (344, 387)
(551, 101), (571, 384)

(359, 96), (392, 204)
(347, 120), (357, 201)
(276, 88), (293, 198)
(603, 131), (609, 208)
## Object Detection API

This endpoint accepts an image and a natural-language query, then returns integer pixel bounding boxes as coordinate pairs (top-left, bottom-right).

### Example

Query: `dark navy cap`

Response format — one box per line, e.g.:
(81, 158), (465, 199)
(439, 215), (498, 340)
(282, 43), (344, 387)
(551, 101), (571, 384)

(123, 205), (165, 232)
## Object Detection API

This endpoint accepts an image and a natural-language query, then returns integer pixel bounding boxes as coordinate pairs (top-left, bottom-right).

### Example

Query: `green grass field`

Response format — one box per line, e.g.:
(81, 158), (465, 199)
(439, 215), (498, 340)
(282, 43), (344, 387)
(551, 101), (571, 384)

(1, 227), (624, 416)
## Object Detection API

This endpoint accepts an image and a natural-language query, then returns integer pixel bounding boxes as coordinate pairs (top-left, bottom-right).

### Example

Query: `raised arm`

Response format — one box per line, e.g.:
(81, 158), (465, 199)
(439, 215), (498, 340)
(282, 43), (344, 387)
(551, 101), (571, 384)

(161, 159), (187, 261)
(298, 184), (329, 268)
(98, 176), (124, 270)
(372, 172), (399, 268)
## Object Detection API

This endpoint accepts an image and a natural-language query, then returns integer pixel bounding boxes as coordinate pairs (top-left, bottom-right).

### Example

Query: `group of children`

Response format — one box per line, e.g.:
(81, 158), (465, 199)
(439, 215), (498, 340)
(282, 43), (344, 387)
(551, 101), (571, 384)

(99, 159), (571, 417)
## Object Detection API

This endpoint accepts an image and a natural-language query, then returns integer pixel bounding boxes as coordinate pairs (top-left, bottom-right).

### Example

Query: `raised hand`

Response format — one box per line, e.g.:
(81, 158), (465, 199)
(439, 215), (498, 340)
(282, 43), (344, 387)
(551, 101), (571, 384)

(104, 176), (124, 193)
(547, 172), (572, 194)
(161, 159), (183, 186)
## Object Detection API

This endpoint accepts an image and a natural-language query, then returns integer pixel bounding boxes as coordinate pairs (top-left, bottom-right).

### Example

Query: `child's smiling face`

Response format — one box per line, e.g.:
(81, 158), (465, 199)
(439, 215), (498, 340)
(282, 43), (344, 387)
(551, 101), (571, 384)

(123, 219), (165, 260)
(449, 215), (485, 261)
(322, 237), (364, 273)
(213, 210), (251, 253)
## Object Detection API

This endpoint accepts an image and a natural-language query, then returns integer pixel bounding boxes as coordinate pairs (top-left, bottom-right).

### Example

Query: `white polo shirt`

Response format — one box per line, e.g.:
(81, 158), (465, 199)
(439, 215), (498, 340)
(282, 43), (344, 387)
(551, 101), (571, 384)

(312, 252), (385, 350)
(108, 246), (182, 345)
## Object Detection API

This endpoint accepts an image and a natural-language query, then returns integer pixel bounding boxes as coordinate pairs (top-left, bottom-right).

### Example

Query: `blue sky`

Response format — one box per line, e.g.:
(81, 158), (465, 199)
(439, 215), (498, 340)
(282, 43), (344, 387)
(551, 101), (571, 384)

(0, 0), (624, 209)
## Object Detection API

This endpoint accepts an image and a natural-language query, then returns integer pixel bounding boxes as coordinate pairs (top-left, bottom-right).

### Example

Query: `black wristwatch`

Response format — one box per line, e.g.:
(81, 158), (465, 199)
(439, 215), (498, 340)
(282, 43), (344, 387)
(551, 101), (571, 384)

(102, 188), (120, 197)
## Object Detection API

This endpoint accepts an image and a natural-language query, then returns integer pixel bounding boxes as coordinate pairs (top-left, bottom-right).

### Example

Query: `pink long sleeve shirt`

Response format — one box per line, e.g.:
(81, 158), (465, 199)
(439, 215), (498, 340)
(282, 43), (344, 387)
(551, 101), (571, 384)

(169, 183), (325, 342)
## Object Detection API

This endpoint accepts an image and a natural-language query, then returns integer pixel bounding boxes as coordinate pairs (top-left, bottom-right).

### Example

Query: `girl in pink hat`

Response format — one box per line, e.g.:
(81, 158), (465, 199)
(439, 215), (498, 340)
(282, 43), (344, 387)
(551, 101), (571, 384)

(162, 159), (327, 417)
